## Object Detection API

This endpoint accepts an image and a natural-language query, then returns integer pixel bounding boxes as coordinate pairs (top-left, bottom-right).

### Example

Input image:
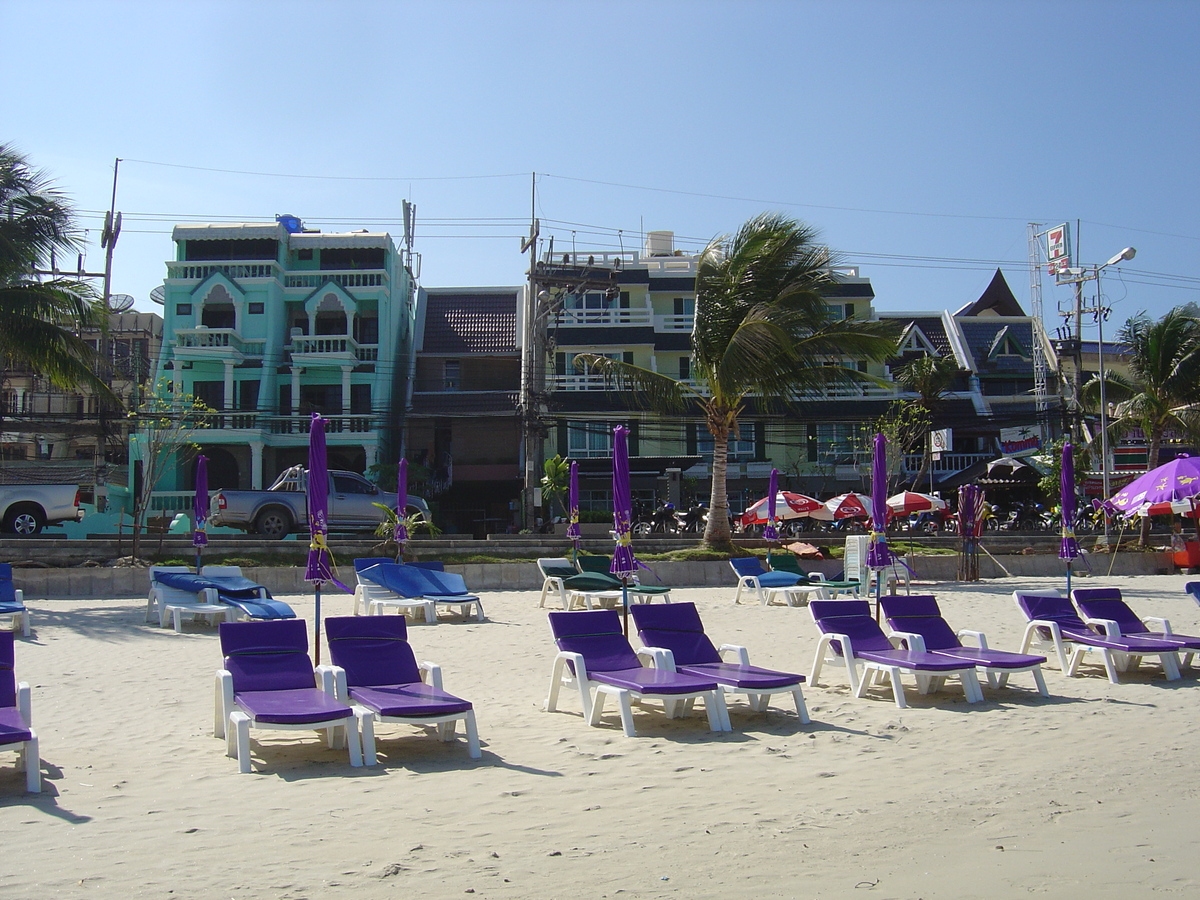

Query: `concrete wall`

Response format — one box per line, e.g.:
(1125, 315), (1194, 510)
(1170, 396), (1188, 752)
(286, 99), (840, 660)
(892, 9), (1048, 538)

(8, 552), (1174, 600)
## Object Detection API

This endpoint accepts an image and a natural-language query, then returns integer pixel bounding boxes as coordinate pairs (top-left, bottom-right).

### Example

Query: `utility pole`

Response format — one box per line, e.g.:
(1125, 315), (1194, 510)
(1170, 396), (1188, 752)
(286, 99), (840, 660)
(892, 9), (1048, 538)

(100, 158), (122, 310)
(519, 173), (543, 530)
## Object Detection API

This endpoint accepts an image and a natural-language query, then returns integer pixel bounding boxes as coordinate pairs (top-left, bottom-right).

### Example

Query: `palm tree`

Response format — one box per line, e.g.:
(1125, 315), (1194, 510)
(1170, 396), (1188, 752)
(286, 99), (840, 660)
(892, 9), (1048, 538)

(1082, 307), (1200, 544)
(0, 143), (114, 397)
(576, 212), (898, 548)
(894, 354), (961, 489)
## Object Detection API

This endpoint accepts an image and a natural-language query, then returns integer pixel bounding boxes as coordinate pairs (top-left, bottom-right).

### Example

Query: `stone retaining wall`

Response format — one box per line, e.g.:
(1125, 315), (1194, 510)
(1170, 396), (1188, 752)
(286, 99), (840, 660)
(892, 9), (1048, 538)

(9, 552), (1173, 600)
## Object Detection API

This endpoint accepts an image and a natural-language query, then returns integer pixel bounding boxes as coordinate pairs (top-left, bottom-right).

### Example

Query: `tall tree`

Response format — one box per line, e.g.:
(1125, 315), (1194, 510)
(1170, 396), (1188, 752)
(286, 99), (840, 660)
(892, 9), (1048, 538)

(0, 144), (114, 397)
(576, 212), (898, 548)
(1083, 307), (1200, 544)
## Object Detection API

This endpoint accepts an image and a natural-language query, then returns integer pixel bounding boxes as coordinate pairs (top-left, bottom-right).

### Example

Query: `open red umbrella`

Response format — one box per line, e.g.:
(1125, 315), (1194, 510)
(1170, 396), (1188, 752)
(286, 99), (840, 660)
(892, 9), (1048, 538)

(742, 491), (823, 524)
(886, 491), (946, 516)
(824, 492), (872, 520)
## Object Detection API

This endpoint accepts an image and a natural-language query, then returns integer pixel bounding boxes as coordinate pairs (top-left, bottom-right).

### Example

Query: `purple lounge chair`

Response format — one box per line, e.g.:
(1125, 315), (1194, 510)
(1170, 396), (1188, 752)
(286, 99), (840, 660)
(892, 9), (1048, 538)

(1013, 590), (1183, 683)
(215, 620), (364, 773)
(879, 594), (1048, 696)
(546, 610), (732, 736)
(1070, 587), (1200, 668)
(0, 632), (38, 791)
(808, 600), (983, 708)
(629, 602), (810, 722)
(321, 616), (479, 764)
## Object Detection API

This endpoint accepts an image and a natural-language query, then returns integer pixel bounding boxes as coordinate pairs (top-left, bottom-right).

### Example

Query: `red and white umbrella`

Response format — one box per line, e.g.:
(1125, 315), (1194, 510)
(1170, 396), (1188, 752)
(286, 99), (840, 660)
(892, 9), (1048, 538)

(1135, 498), (1200, 518)
(742, 491), (823, 524)
(886, 491), (947, 516)
(823, 492), (872, 520)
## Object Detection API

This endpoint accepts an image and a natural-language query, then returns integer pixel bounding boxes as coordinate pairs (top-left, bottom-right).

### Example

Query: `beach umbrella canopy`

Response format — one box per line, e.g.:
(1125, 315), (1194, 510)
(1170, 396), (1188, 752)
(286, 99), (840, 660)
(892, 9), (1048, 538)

(958, 484), (986, 539)
(565, 460), (581, 546)
(193, 455), (209, 550)
(1109, 454), (1200, 514)
(824, 492), (872, 520)
(741, 491), (823, 524)
(306, 414), (332, 663)
(1135, 498), (1200, 517)
(986, 456), (1032, 476)
(393, 457), (409, 548)
(886, 491), (947, 516)
(610, 425), (638, 580)
(1060, 442), (1080, 562)
(866, 433), (896, 569)
(762, 468), (780, 542)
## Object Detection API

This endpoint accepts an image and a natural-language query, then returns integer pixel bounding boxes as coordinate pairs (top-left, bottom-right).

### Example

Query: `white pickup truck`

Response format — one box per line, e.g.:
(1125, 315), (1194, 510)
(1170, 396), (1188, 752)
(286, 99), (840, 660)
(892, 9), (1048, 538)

(0, 484), (84, 535)
(209, 465), (429, 539)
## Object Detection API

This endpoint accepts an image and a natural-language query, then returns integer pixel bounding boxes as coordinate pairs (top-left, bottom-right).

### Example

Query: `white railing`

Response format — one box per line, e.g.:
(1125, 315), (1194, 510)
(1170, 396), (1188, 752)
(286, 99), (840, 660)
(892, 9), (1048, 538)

(267, 414), (374, 434)
(166, 262), (278, 281)
(555, 308), (654, 327)
(289, 336), (376, 362)
(283, 270), (387, 289)
(902, 452), (992, 474)
(176, 328), (248, 352)
(654, 314), (693, 332)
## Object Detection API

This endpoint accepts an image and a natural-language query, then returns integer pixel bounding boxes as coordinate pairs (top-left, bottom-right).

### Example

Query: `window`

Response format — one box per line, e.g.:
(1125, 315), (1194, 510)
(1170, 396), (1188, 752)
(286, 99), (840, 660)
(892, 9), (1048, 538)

(192, 381), (225, 411)
(673, 297), (695, 317)
(320, 247), (386, 270)
(443, 360), (461, 391)
(248, 302), (264, 314)
(297, 249), (313, 261)
(184, 239), (278, 261)
(201, 304), (236, 329)
(176, 303), (192, 316)
(815, 422), (866, 464)
(357, 316), (379, 344)
(350, 383), (371, 414)
(238, 380), (260, 411)
(694, 426), (756, 460)
(567, 422), (615, 457)
(678, 357), (691, 380)
(332, 473), (376, 495)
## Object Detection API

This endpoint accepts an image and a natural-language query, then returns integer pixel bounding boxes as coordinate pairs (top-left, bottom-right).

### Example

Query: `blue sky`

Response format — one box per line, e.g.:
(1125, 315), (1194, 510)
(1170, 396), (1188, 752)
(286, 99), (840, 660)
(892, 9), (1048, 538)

(5, 0), (1197, 341)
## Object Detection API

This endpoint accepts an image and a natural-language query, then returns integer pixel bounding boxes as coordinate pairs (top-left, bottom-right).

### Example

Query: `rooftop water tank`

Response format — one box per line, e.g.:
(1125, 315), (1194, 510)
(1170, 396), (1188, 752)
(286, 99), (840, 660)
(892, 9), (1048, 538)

(645, 230), (675, 257)
(276, 214), (303, 233)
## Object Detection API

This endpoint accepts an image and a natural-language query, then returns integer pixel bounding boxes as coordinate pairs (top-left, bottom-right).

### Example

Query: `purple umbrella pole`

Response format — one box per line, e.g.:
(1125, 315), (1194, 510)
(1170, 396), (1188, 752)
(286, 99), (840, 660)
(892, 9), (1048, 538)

(306, 414), (332, 664)
(866, 433), (895, 616)
(193, 455), (208, 574)
(611, 426), (637, 636)
(1060, 442), (1080, 594)
(566, 460), (581, 565)
(763, 468), (779, 544)
(394, 457), (409, 561)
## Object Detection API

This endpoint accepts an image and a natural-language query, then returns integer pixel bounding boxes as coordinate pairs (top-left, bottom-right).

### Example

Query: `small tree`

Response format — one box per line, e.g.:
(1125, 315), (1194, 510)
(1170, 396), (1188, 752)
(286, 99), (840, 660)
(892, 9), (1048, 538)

(874, 400), (932, 495)
(540, 455), (570, 519)
(127, 381), (212, 560)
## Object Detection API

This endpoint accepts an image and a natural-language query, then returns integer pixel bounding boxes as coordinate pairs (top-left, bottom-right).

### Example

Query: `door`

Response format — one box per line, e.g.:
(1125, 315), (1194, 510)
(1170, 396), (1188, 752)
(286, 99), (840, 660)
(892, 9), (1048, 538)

(329, 472), (383, 528)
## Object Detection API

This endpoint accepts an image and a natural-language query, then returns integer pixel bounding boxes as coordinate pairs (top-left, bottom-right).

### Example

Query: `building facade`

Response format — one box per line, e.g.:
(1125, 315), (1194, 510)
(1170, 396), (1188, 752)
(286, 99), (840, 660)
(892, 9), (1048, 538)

(152, 217), (415, 492)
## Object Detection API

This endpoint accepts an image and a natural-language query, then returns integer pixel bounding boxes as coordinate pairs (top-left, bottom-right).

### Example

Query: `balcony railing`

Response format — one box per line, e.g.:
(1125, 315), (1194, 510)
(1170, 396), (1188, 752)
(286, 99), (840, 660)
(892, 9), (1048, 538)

(288, 335), (377, 364)
(166, 262), (279, 281)
(284, 270), (387, 289)
(174, 328), (260, 361)
(267, 414), (374, 435)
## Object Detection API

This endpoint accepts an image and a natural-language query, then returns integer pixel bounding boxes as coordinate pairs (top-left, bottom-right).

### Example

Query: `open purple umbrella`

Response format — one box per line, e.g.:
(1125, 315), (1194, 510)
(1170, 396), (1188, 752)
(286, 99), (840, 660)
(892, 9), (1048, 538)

(393, 457), (409, 558)
(611, 426), (638, 635)
(1060, 442), (1081, 592)
(762, 468), (779, 543)
(565, 460), (581, 562)
(1109, 453), (1200, 515)
(305, 414), (333, 664)
(193, 454), (208, 573)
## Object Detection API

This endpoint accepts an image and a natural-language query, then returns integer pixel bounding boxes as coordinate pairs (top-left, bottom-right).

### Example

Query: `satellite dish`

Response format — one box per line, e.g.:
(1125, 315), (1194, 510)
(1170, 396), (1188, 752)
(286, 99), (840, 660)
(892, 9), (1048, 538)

(109, 293), (135, 312)
(149, 286), (165, 306)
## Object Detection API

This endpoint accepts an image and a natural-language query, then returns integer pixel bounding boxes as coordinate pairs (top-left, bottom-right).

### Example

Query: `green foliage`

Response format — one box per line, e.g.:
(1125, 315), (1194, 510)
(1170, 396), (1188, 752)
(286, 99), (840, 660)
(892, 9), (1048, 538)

(874, 401), (931, 491)
(579, 509), (611, 524)
(1036, 437), (1090, 499)
(540, 455), (570, 517)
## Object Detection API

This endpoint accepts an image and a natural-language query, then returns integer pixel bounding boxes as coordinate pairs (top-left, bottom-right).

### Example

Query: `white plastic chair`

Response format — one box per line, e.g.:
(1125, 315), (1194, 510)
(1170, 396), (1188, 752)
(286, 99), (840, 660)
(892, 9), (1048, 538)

(148, 566), (233, 633)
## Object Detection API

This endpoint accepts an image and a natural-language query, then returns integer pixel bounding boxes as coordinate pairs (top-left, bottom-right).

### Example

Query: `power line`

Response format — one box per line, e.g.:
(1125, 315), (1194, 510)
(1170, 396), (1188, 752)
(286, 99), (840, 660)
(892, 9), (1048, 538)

(122, 158), (528, 183)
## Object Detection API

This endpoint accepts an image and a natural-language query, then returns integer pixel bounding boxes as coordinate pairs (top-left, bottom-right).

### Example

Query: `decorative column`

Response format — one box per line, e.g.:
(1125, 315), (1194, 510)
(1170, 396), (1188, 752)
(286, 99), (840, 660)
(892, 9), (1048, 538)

(250, 440), (264, 490)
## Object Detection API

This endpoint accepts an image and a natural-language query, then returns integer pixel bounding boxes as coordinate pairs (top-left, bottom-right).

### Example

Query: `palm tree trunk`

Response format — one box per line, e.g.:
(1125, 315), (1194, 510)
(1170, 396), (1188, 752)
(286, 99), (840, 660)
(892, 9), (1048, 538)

(703, 425), (733, 547)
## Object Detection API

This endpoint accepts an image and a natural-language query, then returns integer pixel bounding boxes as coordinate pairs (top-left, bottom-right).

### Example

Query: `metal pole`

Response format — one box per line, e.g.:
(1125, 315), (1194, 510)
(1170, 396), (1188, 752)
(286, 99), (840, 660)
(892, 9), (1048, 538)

(101, 158), (121, 308)
(1095, 265), (1111, 546)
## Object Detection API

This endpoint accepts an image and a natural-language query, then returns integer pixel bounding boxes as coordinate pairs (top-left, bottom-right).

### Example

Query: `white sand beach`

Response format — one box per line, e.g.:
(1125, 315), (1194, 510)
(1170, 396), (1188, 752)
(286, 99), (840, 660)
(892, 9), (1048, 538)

(3, 574), (1199, 899)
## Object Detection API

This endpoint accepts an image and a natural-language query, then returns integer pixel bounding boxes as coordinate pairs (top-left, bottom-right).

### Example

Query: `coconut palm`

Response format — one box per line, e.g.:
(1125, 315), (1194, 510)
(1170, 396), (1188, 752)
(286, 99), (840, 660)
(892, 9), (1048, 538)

(0, 143), (113, 397)
(894, 354), (961, 489)
(1082, 307), (1200, 544)
(576, 212), (898, 548)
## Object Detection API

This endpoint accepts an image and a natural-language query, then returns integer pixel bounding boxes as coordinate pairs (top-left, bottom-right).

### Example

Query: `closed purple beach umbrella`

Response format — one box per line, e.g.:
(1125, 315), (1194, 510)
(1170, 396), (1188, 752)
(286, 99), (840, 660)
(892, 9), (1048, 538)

(866, 433), (895, 569)
(1060, 442), (1081, 591)
(306, 414), (332, 663)
(611, 426), (638, 580)
(762, 468), (779, 542)
(565, 460), (581, 552)
(193, 454), (208, 572)
(394, 457), (409, 549)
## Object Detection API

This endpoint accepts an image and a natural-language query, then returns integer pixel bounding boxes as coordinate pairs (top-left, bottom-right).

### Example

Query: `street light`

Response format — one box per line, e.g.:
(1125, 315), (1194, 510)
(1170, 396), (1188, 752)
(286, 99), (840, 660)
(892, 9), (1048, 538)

(1094, 246), (1136, 546)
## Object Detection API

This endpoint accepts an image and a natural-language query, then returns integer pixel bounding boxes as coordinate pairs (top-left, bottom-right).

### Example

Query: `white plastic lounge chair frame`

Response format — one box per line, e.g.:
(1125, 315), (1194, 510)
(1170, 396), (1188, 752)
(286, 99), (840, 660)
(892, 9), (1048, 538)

(1, 586), (29, 637)
(729, 561), (828, 607)
(536, 557), (622, 610)
(3, 677), (38, 791)
(1014, 589), (1181, 683)
(844, 534), (909, 595)
(148, 565), (233, 633)
(646, 644), (810, 722)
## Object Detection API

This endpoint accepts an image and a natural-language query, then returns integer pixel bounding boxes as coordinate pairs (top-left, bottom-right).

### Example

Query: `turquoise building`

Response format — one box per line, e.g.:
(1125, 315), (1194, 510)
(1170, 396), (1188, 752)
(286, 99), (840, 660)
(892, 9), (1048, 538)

(151, 216), (416, 491)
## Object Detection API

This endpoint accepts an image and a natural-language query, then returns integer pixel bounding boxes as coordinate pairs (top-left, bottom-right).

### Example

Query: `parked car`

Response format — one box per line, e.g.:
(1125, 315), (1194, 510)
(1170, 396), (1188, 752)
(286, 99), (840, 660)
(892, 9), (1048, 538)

(209, 465), (430, 538)
(0, 484), (84, 535)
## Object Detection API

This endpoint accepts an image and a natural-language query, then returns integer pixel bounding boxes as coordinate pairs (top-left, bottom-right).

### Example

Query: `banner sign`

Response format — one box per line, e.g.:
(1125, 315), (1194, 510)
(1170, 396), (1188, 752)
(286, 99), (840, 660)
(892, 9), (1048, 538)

(1047, 223), (1072, 280)
(999, 426), (1041, 455)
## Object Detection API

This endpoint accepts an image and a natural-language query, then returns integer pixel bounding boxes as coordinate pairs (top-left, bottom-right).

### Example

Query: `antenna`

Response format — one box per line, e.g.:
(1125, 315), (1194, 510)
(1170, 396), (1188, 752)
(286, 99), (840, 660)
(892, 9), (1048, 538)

(149, 286), (165, 305)
(109, 293), (135, 312)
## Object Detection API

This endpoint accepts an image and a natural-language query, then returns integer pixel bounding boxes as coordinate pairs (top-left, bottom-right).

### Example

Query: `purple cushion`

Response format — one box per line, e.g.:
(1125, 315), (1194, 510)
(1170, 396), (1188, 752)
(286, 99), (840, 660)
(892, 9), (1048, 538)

(931, 647), (1046, 669)
(679, 662), (802, 690)
(235, 688), (352, 725)
(591, 667), (718, 695)
(886, 615), (963, 651)
(326, 616), (422, 686)
(0, 632), (15, 709)
(350, 683), (473, 718)
(854, 648), (978, 672)
(879, 595), (941, 619)
(0, 707), (31, 745)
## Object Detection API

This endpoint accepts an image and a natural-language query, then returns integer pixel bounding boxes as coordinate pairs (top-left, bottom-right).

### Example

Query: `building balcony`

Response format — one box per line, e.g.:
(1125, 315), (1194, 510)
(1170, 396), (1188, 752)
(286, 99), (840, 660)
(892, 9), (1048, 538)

(552, 307), (694, 333)
(283, 269), (389, 290)
(174, 327), (261, 363)
(265, 414), (374, 435)
(165, 261), (280, 282)
(288, 335), (377, 367)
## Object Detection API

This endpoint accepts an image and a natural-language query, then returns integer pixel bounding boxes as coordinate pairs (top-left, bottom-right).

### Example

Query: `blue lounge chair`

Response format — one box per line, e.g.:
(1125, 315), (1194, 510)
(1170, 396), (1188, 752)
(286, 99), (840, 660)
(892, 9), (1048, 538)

(0, 564), (29, 637)
(197, 566), (296, 620)
(729, 557), (827, 607)
(357, 563), (484, 622)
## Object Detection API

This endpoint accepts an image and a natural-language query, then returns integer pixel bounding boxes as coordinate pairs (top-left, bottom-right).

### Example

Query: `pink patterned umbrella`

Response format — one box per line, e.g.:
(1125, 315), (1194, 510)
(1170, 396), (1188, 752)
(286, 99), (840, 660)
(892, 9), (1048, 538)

(824, 492), (872, 520)
(742, 491), (824, 524)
